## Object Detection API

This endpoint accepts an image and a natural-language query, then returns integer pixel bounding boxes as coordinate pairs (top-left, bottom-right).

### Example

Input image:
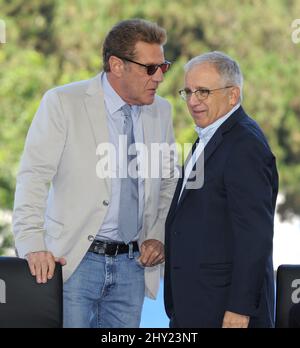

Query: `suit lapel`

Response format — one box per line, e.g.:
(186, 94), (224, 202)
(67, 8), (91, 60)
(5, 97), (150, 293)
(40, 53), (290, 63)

(84, 74), (110, 195)
(203, 131), (223, 165)
(174, 106), (245, 214)
(140, 105), (158, 206)
(166, 139), (197, 225)
(165, 173), (183, 227)
(84, 74), (109, 146)
(175, 134), (224, 211)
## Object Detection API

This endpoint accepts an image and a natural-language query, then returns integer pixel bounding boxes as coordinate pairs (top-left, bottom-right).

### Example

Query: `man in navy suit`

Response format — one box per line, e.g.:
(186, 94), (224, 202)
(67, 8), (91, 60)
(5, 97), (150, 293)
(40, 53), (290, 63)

(164, 51), (278, 328)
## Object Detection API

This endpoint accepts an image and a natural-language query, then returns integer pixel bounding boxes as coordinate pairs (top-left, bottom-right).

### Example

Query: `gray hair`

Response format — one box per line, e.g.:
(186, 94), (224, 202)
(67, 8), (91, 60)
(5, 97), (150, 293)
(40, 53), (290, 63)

(184, 51), (243, 102)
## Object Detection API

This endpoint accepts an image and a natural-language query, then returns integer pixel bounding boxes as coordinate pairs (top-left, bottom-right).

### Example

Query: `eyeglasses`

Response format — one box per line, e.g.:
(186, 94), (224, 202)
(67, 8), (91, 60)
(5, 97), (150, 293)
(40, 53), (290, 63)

(179, 86), (234, 101)
(117, 56), (171, 76)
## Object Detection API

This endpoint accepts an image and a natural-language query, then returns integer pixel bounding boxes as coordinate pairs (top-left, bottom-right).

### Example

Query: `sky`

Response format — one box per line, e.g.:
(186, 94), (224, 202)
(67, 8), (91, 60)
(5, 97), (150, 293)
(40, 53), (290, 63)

(140, 280), (168, 328)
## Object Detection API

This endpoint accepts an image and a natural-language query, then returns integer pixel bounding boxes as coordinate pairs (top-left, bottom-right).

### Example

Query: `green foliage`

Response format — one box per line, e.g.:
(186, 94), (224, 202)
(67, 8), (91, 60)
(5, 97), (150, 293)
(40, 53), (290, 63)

(0, 0), (300, 253)
(0, 222), (14, 255)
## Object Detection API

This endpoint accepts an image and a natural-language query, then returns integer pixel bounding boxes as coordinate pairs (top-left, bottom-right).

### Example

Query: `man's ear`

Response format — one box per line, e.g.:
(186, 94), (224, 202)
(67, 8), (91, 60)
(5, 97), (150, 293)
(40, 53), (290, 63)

(229, 86), (240, 105)
(108, 56), (125, 78)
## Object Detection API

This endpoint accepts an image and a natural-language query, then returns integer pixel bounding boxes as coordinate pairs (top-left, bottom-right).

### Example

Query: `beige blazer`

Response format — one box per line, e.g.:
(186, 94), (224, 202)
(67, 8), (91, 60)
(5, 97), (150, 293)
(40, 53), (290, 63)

(13, 73), (177, 299)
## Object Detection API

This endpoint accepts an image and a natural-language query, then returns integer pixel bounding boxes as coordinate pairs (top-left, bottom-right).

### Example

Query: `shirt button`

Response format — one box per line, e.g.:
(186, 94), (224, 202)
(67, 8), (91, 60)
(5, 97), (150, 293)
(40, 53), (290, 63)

(88, 235), (94, 242)
(103, 200), (109, 206)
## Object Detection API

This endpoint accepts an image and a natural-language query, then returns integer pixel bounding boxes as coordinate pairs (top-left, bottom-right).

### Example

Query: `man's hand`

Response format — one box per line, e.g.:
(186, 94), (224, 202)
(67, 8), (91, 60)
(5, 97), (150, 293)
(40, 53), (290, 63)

(26, 251), (66, 284)
(222, 311), (250, 328)
(138, 239), (164, 267)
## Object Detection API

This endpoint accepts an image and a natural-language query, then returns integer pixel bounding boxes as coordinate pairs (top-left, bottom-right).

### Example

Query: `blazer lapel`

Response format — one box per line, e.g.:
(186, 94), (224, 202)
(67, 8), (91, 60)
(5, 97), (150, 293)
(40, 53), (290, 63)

(175, 106), (245, 211)
(165, 172), (183, 227)
(167, 139), (198, 224)
(140, 105), (158, 206)
(175, 135), (218, 210)
(203, 131), (223, 165)
(84, 73), (110, 195)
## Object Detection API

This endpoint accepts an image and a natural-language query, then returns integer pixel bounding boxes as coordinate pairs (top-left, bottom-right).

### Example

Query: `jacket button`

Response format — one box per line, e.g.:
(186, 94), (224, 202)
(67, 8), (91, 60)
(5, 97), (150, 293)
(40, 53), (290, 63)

(103, 200), (109, 206)
(88, 235), (94, 242)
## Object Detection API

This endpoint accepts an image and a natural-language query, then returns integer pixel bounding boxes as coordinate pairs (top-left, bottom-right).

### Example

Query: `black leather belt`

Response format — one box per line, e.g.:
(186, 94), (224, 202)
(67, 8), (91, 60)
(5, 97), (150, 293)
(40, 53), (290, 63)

(88, 240), (139, 256)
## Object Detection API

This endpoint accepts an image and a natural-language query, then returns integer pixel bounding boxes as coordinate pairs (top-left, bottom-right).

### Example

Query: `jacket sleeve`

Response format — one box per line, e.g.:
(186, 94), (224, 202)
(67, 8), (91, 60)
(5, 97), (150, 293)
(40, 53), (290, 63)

(13, 89), (68, 258)
(224, 135), (277, 316)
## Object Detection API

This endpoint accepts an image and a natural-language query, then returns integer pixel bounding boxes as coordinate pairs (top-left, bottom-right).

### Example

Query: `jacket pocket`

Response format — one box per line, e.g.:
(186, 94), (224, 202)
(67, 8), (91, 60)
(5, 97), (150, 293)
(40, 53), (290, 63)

(198, 263), (233, 288)
(45, 216), (64, 239)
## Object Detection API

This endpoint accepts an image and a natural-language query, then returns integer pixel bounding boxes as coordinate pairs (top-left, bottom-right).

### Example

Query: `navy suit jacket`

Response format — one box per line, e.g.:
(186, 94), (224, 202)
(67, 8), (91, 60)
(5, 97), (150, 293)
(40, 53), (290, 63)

(164, 106), (278, 328)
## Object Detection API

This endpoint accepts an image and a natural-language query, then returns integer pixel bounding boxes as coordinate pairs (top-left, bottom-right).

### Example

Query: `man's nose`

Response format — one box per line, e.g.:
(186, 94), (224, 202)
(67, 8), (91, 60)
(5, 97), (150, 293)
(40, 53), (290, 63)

(152, 67), (164, 83)
(188, 92), (200, 106)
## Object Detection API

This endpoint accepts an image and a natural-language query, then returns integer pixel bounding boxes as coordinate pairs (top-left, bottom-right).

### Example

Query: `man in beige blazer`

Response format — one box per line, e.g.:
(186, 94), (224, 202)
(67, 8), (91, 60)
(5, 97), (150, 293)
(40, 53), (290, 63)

(13, 19), (177, 328)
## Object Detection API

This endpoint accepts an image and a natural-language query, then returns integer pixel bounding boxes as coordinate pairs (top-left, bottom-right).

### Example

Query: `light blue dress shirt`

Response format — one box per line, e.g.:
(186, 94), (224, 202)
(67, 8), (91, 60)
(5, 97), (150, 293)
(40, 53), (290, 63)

(96, 73), (145, 242)
(178, 103), (241, 201)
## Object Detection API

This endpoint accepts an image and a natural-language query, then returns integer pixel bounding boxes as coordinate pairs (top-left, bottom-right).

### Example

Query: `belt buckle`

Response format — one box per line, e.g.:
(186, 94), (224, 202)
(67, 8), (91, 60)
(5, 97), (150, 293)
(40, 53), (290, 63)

(94, 241), (106, 255)
(114, 244), (119, 256)
(96, 243), (105, 255)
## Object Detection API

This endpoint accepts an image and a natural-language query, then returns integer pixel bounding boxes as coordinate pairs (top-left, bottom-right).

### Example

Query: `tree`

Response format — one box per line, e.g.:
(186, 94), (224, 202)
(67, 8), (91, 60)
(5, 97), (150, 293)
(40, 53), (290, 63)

(1, 0), (300, 253)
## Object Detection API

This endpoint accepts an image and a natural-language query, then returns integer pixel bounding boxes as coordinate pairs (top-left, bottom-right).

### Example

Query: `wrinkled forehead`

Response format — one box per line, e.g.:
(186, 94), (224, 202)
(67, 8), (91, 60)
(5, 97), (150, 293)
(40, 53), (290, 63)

(134, 41), (165, 63)
(184, 63), (223, 89)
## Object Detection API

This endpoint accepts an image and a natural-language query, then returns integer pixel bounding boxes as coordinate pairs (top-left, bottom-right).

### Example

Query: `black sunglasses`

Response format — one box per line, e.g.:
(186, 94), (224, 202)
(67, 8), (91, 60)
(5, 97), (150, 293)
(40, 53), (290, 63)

(117, 56), (171, 76)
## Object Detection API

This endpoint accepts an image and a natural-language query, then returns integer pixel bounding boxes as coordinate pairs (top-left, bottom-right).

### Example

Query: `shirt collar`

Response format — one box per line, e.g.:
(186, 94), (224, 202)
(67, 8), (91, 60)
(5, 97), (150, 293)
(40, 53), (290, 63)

(195, 103), (240, 139)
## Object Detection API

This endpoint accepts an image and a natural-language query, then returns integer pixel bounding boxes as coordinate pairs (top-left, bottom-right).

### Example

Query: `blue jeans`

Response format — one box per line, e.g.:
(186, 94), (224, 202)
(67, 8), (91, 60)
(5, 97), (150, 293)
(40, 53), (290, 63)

(63, 250), (145, 328)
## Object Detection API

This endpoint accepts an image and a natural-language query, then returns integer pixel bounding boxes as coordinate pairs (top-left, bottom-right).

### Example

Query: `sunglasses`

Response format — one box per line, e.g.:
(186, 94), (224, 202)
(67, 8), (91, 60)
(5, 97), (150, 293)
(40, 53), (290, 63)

(117, 56), (171, 76)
